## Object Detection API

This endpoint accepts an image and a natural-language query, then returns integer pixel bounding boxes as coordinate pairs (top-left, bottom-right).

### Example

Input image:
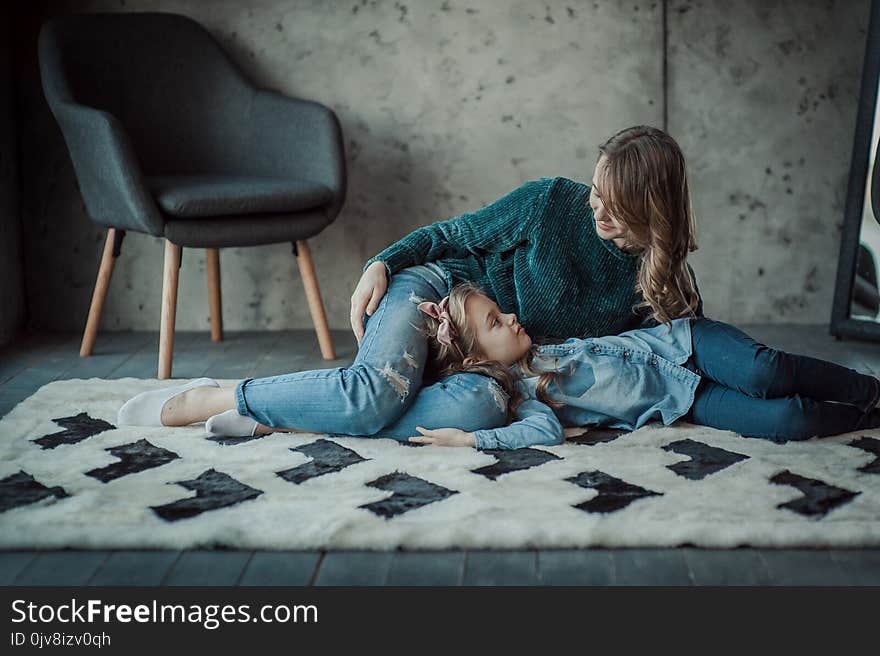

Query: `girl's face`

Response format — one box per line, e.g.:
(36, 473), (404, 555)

(464, 294), (532, 366)
(589, 157), (629, 242)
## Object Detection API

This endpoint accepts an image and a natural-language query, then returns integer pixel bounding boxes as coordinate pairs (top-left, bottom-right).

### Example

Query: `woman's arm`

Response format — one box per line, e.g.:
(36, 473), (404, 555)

(363, 178), (552, 278)
(351, 178), (553, 343)
(350, 260), (389, 343)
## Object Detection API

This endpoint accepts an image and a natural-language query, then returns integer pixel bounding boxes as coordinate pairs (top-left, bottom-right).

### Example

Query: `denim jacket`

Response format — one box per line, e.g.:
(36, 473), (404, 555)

(473, 318), (701, 449)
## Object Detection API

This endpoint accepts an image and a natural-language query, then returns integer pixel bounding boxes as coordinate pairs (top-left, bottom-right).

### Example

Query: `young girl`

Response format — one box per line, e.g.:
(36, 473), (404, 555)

(118, 125), (706, 436)
(405, 283), (880, 449)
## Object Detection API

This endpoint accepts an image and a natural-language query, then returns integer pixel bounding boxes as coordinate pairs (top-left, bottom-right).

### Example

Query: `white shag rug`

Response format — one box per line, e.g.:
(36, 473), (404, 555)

(1, 378), (880, 550)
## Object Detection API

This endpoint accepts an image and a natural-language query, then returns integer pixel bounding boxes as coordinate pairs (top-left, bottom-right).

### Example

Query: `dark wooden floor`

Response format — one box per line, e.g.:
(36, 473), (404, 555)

(2, 324), (880, 586)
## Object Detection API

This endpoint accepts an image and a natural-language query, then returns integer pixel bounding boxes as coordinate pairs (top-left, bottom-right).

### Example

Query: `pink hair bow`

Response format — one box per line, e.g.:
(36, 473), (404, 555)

(417, 296), (457, 347)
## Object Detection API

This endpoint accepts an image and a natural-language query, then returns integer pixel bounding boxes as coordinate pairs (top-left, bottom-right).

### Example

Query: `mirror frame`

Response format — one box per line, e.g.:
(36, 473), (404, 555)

(832, 0), (880, 341)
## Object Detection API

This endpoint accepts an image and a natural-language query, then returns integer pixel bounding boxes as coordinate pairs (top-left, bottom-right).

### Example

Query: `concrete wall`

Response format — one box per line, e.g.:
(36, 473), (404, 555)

(669, 0), (871, 323)
(16, 0), (870, 333)
(0, 5), (26, 346)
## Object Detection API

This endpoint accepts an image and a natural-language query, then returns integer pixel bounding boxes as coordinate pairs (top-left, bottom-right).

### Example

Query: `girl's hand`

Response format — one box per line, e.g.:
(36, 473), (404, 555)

(408, 426), (477, 447)
(350, 261), (388, 346)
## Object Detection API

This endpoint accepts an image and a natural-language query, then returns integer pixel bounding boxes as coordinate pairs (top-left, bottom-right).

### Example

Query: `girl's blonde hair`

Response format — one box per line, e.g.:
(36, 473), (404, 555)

(597, 125), (701, 325)
(419, 283), (564, 422)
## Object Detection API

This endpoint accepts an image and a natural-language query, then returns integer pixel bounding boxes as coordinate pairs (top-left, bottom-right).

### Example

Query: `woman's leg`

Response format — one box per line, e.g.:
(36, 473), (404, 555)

(226, 264), (449, 434)
(689, 318), (880, 411)
(206, 372), (510, 439)
(686, 380), (880, 443)
(160, 265), (447, 429)
(160, 386), (236, 426)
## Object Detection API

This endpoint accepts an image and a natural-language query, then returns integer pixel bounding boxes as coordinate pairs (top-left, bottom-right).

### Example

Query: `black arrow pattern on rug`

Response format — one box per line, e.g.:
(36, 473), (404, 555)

(85, 439), (180, 483)
(568, 427), (629, 445)
(150, 469), (263, 522)
(277, 439), (369, 484)
(32, 412), (115, 449)
(206, 433), (267, 446)
(770, 469), (860, 518)
(472, 448), (562, 480)
(0, 470), (69, 513)
(849, 436), (880, 474)
(360, 471), (458, 519)
(566, 470), (662, 514)
(662, 438), (750, 480)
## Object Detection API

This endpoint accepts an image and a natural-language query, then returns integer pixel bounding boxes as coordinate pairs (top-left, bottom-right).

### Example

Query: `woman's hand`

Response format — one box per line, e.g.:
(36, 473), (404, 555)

(350, 261), (388, 346)
(408, 426), (477, 447)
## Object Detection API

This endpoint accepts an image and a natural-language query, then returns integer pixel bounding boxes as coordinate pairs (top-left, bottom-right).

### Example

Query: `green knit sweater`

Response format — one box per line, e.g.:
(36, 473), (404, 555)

(364, 177), (702, 340)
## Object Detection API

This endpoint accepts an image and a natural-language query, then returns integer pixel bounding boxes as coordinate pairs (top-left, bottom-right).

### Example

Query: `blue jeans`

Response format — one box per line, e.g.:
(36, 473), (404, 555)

(683, 318), (880, 442)
(234, 264), (508, 438)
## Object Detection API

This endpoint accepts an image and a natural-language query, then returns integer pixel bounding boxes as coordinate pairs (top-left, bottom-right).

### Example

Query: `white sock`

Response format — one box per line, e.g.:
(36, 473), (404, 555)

(117, 378), (219, 427)
(206, 408), (260, 437)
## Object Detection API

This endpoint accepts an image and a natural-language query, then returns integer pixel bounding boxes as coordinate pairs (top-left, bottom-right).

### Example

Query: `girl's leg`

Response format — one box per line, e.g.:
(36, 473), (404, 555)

(685, 380), (880, 443)
(228, 264), (449, 435)
(689, 318), (880, 411)
(368, 372), (510, 440)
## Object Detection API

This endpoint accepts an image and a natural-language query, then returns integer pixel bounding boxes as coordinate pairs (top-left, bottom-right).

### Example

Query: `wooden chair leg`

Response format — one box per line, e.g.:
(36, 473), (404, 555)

(206, 248), (223, 342)
(80, 228), (119, 357)
(295, 239), (336, 360)
(158, 241), (182, 379)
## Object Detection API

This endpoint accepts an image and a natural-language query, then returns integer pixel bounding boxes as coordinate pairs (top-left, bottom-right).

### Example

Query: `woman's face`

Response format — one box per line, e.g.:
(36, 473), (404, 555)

(589, 157), (629, 242)
(464, 294), (532, 366)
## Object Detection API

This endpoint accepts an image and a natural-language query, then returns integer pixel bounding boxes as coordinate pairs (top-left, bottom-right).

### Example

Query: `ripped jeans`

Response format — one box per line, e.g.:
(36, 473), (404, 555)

(234, 263), (509, 439)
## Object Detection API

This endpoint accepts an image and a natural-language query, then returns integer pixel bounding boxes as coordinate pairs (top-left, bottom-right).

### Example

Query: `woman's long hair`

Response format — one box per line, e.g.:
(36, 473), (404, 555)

(597, 125), (701, 325)
(419, 283), (564, 423)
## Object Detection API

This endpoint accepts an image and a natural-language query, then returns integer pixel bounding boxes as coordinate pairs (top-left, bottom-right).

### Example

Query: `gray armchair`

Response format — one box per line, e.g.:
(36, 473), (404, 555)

(38, 12), (345, 378)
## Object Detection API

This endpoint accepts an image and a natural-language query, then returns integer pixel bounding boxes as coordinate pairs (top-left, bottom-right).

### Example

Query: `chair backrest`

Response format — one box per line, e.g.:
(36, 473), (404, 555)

(39, 12), (254, 176)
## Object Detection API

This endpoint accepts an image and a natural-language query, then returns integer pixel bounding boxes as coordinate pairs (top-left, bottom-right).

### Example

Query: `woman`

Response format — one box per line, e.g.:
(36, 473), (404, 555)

(119, 125), (704, 438)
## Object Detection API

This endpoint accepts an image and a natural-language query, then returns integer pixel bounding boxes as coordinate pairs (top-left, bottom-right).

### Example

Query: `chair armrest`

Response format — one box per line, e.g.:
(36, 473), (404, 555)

(248, 90), (347, 221)
(50, 101), (165, 236)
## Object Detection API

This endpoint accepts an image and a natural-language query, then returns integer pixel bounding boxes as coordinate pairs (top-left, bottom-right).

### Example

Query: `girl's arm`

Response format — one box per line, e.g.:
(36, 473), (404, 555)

(471, 396), (564, 450)
(408, 396), (564, 449)
(363, 178), (552, 278)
